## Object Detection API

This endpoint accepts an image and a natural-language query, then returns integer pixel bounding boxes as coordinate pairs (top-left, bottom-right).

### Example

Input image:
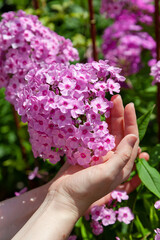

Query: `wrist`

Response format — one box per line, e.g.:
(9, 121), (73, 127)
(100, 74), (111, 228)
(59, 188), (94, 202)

(13, 189), (79, 240)
(45, 189), (80, 221)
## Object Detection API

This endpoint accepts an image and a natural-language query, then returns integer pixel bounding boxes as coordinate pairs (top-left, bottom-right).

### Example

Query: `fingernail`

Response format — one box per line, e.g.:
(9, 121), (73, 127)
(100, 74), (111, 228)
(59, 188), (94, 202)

(127, 134), (137, 147)
(129, 102), (135, 108)
(111, 94), (120, 101)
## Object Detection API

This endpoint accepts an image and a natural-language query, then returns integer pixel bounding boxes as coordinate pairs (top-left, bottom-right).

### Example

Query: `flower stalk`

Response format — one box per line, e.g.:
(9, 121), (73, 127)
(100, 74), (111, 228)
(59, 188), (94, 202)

(155, 0), (160, 141)
(88, 0), (98, 61)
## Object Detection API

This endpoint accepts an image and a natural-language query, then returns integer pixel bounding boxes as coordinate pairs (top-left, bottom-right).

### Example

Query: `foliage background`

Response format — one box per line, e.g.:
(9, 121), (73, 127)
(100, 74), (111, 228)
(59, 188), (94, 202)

(0, 0), (160, 239)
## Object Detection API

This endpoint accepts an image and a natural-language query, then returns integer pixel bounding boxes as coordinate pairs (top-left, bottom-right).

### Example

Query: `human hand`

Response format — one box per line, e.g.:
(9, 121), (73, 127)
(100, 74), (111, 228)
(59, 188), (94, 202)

(86, 95), (149, 210)
(46, 95), (139, 219)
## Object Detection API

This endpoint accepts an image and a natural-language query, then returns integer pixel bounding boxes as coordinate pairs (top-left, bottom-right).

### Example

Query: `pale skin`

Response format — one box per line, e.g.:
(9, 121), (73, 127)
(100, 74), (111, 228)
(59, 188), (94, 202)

(0, 95), (149, 240)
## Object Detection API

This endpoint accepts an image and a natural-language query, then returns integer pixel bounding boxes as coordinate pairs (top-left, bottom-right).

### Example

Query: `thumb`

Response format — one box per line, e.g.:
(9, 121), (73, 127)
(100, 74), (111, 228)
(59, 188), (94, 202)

(106, 134), (138, 177)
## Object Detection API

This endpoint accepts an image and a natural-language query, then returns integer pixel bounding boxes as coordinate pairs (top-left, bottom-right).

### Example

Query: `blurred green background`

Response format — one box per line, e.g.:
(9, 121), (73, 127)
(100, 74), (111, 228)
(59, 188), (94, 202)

(0, 1), (159, 239)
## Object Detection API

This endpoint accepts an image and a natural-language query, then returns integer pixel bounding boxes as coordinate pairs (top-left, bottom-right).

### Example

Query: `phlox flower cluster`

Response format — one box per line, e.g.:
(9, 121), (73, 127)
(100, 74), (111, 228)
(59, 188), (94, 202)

(150, 61), (160, 85)
(88, 191), (134, 235)
(100, 0), (154, 25)
(0, 10), (79, 105)
(15, 60), (125, 166)
(102, 13), (156, 76)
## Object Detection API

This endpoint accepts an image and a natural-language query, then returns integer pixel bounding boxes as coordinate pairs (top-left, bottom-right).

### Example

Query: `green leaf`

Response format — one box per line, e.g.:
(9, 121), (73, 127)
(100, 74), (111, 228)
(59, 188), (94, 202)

(149, 205), (159, 229)
(134, 215), (150, 237)
(136, 158), (160, 198)
(150, 144), (160, 167)
(137, 105), (155, 141)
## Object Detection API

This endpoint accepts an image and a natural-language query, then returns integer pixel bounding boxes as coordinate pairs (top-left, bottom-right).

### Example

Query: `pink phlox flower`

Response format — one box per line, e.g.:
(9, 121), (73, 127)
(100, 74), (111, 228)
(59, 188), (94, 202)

(91, 205), (105, 221)
(90, 155), (103, 166)
(154, 200), (160, 210)
(76, 124), (92, 140)
(111, 190), (129, 202)
(93, 142), (108, 157)
(107, 78), (120, 95)
(57, 96), (73, 113)
(102, 208), (116, 226)
(15, 187), (28, 196)
(115, 237), (120, 240)
(33, 115), (48, 132)
(74, 147), (91, 165)
(65, 125), (75, 137)
(90, 220), (104, 236)
(28, 167), (43, 180)
(58, 77), (76, 96)
(52, 129), (66, 147)
(54, 110), (72, 128)
(94, 81), (107, 92)
(117, 207), (134, 224)
(75, 78), (88, 92)
(66, 136), (79, 149)
(150, 61), (160, 85)
(155, 228), (160, 240)
(86, 111), (101, 125)
(94, 122), (109, 138)
(84, 136), (97, 149)
(70, 99), (85, 118)
(104, 134), (115, 151)
(91, 97), (109, 114)
(47, 150), (61, 164)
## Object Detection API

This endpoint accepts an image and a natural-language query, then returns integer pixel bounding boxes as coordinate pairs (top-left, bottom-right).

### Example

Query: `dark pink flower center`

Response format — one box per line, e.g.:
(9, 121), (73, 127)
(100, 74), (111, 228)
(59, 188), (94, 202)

(106, 139), (110, 144)
(82, 129), (88, 135)
(34, 105), (38, 111)
(65, 84), (70, 89)
(13, 84), (17, 89)
(60, 115), (65, 121)
(76, 85), (80, 90)
(68, 128), (73, 133)
(42, 90), (47, 96)
(99, 146), (104, 151)
(39, 120), (43, 125)
(49, 124), (54, 129)
(63, 101), (68, 106)
(80, 153), (86, 158)
(97, 104), (101, 109)
(73, 105), (78, 109)
(58, 133), (64, 139)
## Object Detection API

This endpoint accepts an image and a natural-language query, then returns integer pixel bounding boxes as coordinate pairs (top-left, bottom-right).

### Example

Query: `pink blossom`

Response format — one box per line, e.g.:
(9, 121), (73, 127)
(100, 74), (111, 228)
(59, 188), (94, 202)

(15, 187), (28, 196)
(28, 167), (43, 180)
(154, 200), (160, 210)
(111, 190), (129, 202)
(107, 78), (120, 94)
(91, 205), (105, 221)
(74, 147), (91, 166)
(91, 97), (109, 114)
(102, 208), (116, 226)
(155, 228), (160, 240)
(90, 220), (103, 236)
(117, 207), (134, 224)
